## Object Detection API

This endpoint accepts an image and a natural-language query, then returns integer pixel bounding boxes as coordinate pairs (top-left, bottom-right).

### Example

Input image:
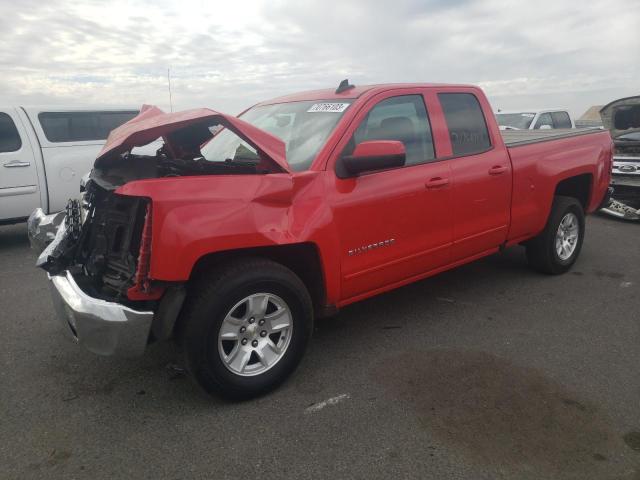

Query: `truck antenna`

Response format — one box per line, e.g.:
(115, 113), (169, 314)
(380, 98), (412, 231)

(335, 79), (355, 94)
(167, 68), (173, 112)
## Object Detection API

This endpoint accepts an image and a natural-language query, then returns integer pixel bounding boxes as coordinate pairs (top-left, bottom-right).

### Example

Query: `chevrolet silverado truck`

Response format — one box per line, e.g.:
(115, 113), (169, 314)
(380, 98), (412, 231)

(29, 81), (613, 399)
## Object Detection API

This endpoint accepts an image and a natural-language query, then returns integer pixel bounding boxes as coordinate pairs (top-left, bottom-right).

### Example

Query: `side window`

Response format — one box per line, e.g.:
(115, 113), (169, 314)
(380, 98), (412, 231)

(96, 112), (139, 138)
(0, 113), (22, 153)
(346, 95), (435, 166)
(534, 113), (553, 129)
(38, 111), (138, 142)
(438, 93), (491, 155)
(551, 112), (572, 129)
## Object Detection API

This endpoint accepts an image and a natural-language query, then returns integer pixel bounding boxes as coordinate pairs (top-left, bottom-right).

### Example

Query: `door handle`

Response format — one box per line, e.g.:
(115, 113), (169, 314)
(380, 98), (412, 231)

(488, 165), (508, 175)
(3, 160), (31, 168)
(425, 177), (449, 189)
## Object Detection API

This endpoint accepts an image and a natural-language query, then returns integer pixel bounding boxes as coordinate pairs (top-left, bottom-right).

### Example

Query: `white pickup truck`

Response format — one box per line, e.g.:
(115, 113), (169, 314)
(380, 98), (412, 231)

(0, 106), (139, 224)
(495, 109), (575, 131)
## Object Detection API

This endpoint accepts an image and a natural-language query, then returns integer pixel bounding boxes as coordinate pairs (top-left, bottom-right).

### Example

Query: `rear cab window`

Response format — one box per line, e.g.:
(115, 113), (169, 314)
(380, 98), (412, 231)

(438, 93), (491, 155)
(551, 111), (572, 128)
(343, 95), (435, 166)
(534, 113), (553, 129)
(38, 111), (138, 143)
(0, 113), (22, 153)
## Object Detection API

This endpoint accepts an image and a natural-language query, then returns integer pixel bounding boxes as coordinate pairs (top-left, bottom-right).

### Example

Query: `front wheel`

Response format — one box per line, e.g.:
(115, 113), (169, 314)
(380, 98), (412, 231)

(178, 258), (313, 400)
(526, 196), (585, 274)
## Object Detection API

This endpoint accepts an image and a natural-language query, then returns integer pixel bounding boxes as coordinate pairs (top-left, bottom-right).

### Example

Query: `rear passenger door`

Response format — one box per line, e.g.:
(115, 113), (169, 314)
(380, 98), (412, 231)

(330, 91), (453, 301)
(0, 109), (39, 220)
(437, 92), (512, 261)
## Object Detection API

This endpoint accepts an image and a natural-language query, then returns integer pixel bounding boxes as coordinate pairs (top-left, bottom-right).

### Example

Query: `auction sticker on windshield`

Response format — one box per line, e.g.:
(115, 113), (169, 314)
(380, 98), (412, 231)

(307, 103), (350, 113)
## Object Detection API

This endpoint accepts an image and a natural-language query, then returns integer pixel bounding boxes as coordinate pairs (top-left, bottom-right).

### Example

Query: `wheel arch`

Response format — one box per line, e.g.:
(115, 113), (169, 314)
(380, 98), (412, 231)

(189, 242), (331, 318)
(553, 173), (593, 210)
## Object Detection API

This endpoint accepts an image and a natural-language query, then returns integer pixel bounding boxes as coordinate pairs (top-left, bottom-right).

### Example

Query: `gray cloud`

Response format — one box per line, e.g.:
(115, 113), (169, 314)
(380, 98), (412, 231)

(0, 0), (638, 116)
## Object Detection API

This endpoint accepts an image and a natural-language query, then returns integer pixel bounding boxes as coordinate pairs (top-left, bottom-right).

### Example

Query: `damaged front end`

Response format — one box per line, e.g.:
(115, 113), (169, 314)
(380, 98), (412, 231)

(599, 96), (640, 221)
(30, 105), (289, 356)
(36, 180), (151, 298)
(30, 179), (156, 356)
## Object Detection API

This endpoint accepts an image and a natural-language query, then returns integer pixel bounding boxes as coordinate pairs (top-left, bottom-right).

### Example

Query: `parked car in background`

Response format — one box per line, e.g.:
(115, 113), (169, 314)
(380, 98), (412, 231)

(30, 82), (612, 400)
(599, 95), (640, 220)
(495, 109), (575, 130)
(0, 106), (139, 225)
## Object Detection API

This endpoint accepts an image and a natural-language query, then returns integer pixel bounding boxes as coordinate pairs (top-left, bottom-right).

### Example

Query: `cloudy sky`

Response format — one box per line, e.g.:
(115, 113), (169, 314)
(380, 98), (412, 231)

(1, 0), (638, 117)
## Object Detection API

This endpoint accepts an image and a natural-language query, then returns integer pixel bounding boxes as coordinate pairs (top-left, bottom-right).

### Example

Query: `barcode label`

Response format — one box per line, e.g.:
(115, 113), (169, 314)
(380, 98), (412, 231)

(307, 103), (350, 113)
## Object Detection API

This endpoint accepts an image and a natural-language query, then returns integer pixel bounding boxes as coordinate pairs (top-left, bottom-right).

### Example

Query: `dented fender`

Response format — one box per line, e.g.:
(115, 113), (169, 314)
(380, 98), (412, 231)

(114, 172), (341, 302)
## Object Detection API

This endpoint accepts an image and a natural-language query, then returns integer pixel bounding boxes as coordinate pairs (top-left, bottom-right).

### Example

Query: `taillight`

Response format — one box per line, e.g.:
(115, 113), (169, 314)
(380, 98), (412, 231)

(127, 201), (163, 301)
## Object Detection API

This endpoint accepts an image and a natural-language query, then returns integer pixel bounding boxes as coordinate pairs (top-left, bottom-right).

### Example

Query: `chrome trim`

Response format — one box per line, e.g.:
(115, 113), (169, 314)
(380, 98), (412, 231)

(0, 185), (37, 197)
(48, 271), (154, 356)
(348, 238), (395, 256)
(3, 160), (31, 167)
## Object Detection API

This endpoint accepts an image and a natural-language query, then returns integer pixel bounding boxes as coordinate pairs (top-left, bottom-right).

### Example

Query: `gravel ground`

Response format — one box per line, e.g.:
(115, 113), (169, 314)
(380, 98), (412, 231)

(1, 214), (639, 480)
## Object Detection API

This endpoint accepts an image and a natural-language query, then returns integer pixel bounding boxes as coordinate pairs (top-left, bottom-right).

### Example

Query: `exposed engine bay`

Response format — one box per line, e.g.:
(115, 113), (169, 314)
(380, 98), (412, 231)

(37, 179), (148, 302)
(92, 149), (265, 190)
(37, 147), (270, 304)
(34, 109), (284, 301)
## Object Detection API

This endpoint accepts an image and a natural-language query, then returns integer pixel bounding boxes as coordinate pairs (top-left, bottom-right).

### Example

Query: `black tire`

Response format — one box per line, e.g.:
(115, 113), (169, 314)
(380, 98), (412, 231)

(178, 257), (313, 400)
(526, 195), (585, 274)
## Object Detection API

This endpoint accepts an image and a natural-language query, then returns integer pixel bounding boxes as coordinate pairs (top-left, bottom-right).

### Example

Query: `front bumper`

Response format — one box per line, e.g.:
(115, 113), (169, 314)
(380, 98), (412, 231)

(48, 271), (153, 356)
(30, 205), (155, 356)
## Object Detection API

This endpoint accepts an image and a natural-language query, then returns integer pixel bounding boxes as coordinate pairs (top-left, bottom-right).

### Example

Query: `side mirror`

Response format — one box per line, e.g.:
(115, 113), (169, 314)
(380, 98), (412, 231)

(539, 124), (552, 130)
(338, 140), (406, 178)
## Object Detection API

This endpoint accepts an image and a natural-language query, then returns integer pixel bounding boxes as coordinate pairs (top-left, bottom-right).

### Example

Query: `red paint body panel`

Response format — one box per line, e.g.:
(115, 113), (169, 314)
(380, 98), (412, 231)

(112, 84), (611, 309)
(506, 133), (612, 241)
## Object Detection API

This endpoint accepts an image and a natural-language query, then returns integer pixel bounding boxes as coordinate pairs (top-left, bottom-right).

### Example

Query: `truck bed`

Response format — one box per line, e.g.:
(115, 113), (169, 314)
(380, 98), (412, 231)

(501, 128), (603, 147)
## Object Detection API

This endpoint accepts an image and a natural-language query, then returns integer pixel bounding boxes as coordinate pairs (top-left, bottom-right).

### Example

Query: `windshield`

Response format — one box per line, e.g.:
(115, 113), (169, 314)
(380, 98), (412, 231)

(495, 113), (536, 129)
(201, 100), (352, 171)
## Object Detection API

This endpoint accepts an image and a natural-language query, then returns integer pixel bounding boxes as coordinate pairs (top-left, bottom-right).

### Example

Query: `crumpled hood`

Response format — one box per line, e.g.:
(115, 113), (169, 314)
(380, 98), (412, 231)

(96, 105), (290, 173)
(600, 96), (640, 139)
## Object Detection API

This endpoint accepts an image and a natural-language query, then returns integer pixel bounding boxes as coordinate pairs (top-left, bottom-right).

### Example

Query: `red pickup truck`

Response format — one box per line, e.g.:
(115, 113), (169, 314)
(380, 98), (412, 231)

(30, 81), (613, 399)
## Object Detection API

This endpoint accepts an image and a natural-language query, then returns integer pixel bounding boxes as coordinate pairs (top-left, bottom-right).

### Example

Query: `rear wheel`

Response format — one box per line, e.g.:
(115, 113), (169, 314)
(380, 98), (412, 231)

(526, 196), (585, 274)
(178, 258), (313, 400)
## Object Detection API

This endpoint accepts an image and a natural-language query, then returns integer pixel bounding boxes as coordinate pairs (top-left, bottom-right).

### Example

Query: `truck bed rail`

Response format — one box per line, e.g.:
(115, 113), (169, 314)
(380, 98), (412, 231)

(501, 128), (603, 147)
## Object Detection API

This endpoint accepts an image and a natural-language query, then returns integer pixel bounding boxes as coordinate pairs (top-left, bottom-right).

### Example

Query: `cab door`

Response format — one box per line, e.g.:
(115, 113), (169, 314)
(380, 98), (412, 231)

(435, 92), (512, 260)
(0, 108), (40, 220)
(327, 91), (453, 301)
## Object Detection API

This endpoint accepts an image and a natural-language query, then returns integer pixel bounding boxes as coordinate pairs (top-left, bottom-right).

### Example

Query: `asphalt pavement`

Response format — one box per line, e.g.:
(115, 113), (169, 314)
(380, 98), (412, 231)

(1, 214), (639, 480)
